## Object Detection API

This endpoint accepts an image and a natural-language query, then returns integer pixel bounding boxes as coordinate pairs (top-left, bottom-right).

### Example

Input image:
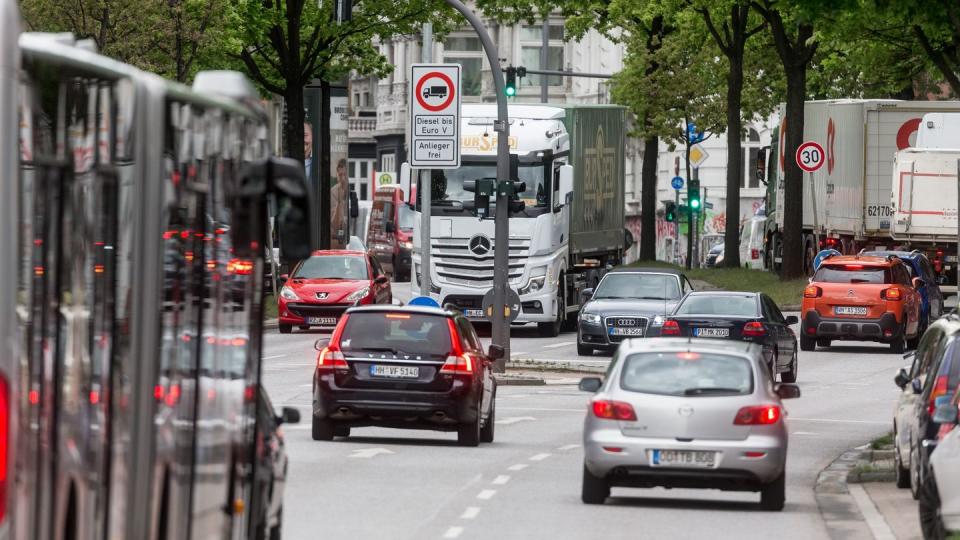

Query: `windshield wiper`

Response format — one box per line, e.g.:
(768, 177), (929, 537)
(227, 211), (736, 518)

(682, 387), (743, 396)
(637, 296), (667, 300)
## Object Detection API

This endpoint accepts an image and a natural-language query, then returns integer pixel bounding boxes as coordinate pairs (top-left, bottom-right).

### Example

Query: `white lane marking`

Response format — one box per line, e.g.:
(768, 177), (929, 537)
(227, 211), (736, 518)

(460, 507), (481, 519)
(529, 453), (551, 461)
(491, 475), (510, 485)
(496, 416), (536, 425)
(500, 407), (584, 413)
(790, 417), (889, 425)
(262, 354), (287, 359)
(507, 464), (528, 472)
(348, 448), (394, 459)
(557, 444), (580, 451)
(443, 526), (464, 539)
(510, 351), (528, 357)
(793, 431), (819, 436)
(543, 341), (575, 349)
(849, 484), (896, 540)
(476, 489), (497, 500)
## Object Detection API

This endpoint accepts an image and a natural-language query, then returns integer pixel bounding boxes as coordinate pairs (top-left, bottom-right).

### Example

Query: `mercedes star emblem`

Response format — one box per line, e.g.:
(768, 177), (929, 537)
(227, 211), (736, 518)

(468, 234), (492, 256)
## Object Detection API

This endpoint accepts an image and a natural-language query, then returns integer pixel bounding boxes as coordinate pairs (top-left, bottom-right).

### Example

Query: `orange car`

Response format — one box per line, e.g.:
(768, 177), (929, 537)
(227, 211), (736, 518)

(801, 255), (922, 353)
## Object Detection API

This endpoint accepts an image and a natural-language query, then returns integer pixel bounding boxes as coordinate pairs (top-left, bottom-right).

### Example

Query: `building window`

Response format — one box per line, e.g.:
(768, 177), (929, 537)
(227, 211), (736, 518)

(444, 31), (483, 97)
(381, 153), (396, 173)
(362, 91), (370, 107)
(519, 24), (565, 87)
(740, 128), (761, 189)
(349, 158), (376, 200)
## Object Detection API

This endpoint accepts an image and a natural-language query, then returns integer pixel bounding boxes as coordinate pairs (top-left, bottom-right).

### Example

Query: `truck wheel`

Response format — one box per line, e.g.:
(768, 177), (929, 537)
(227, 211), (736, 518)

(538, 287), (564, 337)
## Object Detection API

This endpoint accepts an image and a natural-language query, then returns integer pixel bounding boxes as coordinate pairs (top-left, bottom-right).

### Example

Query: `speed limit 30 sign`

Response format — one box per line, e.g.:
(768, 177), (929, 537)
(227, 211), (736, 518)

(795, 141), (825, 172)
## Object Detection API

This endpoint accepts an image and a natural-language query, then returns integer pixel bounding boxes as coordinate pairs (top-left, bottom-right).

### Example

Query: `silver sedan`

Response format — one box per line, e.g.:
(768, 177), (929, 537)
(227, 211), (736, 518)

(579, 338), (800, 510)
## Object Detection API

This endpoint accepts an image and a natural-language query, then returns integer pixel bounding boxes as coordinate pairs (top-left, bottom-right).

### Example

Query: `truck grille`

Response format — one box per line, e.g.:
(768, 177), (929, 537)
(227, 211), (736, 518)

(432, 237), (530, 287)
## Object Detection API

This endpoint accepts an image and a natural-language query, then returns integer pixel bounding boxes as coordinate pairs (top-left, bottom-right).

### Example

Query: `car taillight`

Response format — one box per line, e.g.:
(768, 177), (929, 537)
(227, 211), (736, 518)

(734, 405), (781, 425)
(661, 320), (680, 336)
(592, 400), (637, 421)
(440, 355), (474, 375)
(742, 321), (767, 337)
(928, 375), (949, 415)
(937, 422), (956, 441)
(0, 376), (8, 523)
(882, 287), (902, 301)
(803, 285), (821, 298)
(446, 319), (464, 356)
(317, 347), (348, 372)
(751, 248), (759, 260)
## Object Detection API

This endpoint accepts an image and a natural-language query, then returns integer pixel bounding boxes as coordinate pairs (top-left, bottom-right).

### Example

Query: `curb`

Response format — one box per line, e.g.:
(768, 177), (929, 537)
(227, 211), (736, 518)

(495, 375), (547, 386)
(506, 360), (606, 375)
(814, 444), (896, 540)
(264, 318), (278, 329)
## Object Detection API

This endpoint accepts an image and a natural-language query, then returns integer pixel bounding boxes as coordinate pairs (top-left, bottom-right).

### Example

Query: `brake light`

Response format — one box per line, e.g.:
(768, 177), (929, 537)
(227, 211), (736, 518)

(226, 258), (254, 275)
(0, 376), (8, 522)
(446, 319), (464, 356)
(440, 355), (474, 375)
(844, 264), (864, 270)
(661, 320), (681, 336)
(385, 313), (411, 319)
(751, 248), (759, 260)
(592, 400), (637, 421)
(734, 405), (781, 425)
(165, 384), (181, 406)
(317, 347), (348, 372)
(676, 352), (700, 360)
(882, 287), (902, 301)
(803, 285), (821, 298)
(742, 321), (767, 337)
(928, 375), (949, 415)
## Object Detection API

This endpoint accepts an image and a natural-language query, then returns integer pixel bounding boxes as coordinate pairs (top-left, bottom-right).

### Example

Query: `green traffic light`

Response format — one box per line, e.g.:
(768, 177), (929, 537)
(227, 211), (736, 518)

(690, 199), (700, 209)
(505, 86), (516, 96)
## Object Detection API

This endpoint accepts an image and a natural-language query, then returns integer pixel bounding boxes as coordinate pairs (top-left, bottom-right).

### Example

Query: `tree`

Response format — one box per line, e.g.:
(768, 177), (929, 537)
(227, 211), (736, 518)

(886, 0), (960, 96)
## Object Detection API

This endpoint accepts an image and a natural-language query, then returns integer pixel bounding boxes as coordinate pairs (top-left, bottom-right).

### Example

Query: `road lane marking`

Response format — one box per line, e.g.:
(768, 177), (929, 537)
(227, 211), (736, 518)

(262, 354), (287, 359)
(476, 489), (496, 500)
(500, 407), (584, 412)
(507, 464), (528, 471)
(348, 448), (394, 459)
(510, 351), (528, 357)
(557, 444), (580, 451)
(496, 416), (536, 425)
(543, 341), (575, 349)
(460, 507), (480, 520)
(793, 431), (819, 436)
(790, 418), (888, 425)
(849, 484), (896, 540)
(443, 526), (464, 539)
(529, 453), (551, 461)
(491, 475), (510, 485)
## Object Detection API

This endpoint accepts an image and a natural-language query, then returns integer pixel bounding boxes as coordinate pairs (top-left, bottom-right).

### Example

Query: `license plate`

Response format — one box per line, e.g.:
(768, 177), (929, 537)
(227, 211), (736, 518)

(307, 317), (337, 326)
(834, 306), (868, 316)
(947, 255), (958, 263)
(370, 365), (420, 379)
(651, 449), (717, 468)
(610, 327), (643, 336)
(463, 309), (484, 319)
(695, 328), (729, 338)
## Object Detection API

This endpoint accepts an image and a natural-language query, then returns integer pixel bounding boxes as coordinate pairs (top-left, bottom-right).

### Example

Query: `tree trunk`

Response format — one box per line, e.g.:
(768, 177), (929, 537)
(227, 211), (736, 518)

(779, 66), (807, 279)
(284, 84), (305, 162)
(722, 55), (744, 268)
(639, 134), (659, 261)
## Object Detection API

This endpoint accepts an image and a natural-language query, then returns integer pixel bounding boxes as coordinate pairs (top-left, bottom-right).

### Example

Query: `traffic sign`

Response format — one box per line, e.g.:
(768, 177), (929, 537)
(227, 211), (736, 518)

(482, 288), (521, 323)
(410, 64), (461, 168)
(408, 296), (440, 307)
(671, 176), (684, 190)
(689, 144), (709, 168)
(377, 171), (396, 185)
(703, 201), (714, 209)
(796, 141), (825, 172)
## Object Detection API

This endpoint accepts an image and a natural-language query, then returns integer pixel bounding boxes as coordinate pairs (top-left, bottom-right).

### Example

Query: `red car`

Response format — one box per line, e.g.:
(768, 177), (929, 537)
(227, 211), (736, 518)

(278, 250), (392, 334)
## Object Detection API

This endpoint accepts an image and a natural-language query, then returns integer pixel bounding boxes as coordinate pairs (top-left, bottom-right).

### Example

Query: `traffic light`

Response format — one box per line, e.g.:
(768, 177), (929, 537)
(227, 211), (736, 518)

(687, 178), (701, 211)
(665, 201), (676, 222)
(505, 66), (517, 97)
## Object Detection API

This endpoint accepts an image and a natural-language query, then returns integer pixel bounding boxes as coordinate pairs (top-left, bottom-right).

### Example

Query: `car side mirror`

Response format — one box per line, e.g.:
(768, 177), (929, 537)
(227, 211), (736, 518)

(582, 288), (594, 301)
(314, 339), (329, 352)
(785, 315), (799, 325)
(278, 406), (301, 425)
(933, 403), (959, 424)
(487, 344), (505, 359)
(578, 377), (602, 393)
(911, 378), (923, 394)
(894, 367), (910, 389)
(385, 221), (396, 233)
(558, 165), (574, 205)
(912, 277), (925, 289)
(350, 190), (359, 219)
(775, 383), (801, 400)
(279, 274), (289, 283)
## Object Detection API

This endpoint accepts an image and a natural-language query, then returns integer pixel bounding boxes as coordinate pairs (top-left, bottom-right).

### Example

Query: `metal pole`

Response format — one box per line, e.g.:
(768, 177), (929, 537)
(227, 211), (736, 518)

(956, 159), (959, 292)
(540, 16), (549, 103)
(320, 81), (331, 249)
(674, 189), (679, 264)
(809, 171), (820, 249)
(521, 68), (613, 79)
(443, 0), (511, 371)
(420, 24), (433, 297)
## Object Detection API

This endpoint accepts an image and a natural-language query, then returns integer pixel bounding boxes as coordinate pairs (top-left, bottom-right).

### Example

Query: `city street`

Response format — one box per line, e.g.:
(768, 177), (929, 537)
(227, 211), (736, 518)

(262, 300), (909, 540)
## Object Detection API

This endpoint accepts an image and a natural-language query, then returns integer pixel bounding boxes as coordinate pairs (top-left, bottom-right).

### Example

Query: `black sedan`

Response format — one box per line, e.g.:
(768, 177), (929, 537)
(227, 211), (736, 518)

(661, 291), (799, 382)
(577, 267), (696, 356)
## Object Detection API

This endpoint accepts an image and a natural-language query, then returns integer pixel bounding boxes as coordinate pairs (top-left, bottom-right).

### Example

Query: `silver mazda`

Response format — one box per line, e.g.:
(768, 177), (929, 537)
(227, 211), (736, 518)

(579, 338), (800, 510)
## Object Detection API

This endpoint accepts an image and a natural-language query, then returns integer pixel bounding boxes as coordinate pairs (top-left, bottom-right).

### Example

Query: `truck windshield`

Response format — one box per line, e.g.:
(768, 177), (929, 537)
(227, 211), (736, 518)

(427, 162), (547, 215)
(398, 204), (415, 231)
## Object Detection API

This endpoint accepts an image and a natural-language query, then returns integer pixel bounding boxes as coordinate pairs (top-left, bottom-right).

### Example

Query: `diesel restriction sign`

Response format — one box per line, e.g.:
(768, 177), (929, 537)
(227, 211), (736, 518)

(410, 64), (461, 168)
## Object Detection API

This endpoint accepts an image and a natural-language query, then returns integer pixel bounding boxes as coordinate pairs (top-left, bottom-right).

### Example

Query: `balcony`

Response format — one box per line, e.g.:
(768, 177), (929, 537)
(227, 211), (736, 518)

(348, 117), (377, 142)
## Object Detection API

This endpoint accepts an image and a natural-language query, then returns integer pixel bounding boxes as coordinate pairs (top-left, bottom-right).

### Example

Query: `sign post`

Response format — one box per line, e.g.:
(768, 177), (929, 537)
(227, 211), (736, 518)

(796, 140), (825, 250)
(410, 64), (462, 168)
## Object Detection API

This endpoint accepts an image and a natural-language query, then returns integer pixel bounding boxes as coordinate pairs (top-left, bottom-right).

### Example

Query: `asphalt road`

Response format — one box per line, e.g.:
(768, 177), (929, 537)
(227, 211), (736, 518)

(261, 284), (909, 540)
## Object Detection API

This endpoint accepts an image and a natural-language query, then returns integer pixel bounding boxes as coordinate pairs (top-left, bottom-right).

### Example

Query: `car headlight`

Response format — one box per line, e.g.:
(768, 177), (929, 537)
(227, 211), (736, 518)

(279, 286), (298, 300)
(346, 287), (371, 302)
(401, 241), (413, 249)
(651, 315), (664, 326)
(580, 312), (602, 325)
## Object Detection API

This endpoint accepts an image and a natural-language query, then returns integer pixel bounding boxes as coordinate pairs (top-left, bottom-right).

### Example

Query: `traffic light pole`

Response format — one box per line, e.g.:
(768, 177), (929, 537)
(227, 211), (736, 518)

(692, 167), (700, 268)
(444, 0), (511, 372)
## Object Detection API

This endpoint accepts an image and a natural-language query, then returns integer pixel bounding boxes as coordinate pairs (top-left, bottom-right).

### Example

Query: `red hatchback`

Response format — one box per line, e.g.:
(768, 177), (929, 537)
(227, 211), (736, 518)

(278, 250), (392, 334)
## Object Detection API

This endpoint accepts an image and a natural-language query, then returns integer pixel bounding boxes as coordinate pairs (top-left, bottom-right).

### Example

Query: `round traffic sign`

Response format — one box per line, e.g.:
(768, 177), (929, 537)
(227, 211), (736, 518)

(795, 141), (825, 172)
(408, 296), (440, 308)
(415, 71), (456, 112)
(671, 176), (684, 190)
(482, 288), (522, 323)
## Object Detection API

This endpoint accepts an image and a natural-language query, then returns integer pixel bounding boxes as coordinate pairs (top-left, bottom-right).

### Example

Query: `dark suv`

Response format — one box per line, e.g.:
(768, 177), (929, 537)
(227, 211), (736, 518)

(862, 250), (944, 334)
(312, 305), (502, 446)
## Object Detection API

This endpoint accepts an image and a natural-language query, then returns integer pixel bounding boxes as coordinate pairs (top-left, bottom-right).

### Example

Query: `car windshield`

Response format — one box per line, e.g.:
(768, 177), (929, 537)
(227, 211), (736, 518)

(674, 295), (758, 317)
(814, 265), (889, 284)
(339, 312), (452, 358)
(594, 274), (681, 300)
(294, 256), (368, 280)
(620, 351), (754, 396)
(398, 204), (416, 230)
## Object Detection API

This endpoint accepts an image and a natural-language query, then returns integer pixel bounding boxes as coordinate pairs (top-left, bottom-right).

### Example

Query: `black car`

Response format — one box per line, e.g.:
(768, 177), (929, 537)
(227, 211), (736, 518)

(250, 387), (300, 540)
(705, 244), (724, 268)
(861, 250), (945, 334)
(662, 291), (799, 382)
(312, 305), (501, 446)
(577, 268), (696, 356)
(893, 315), (960, 499)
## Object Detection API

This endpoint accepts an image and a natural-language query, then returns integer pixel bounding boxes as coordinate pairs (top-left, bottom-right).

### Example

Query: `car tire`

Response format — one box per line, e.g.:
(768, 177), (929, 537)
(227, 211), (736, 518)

(581, 465), (609, 505)
(334, 424), (351, 438)
(895, 433), (911, 489)
(299, 325), (310, 331)
(911, 441), (923, 500)
(799, 335), (815, 352)
(908, 319), (925, 350)
(278, 324), (292, 334)
(311, 415), (334, 441)
(480, 399), (495, 444)
(816, 338), (831, 348)
(759, 470), (786, 511)
(781, 351), (798, 383)
(577, 341), (593, 356)
(919, 467), (946, 540)
(892, 334), (907, 354)
(458, 408), (481, 447)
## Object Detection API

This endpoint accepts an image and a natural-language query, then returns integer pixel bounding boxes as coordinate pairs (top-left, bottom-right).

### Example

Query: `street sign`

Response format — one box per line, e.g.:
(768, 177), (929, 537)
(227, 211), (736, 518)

(689, 144), (709, 168)
(408, 296), (440, 307)
(410, 64), (461, 168)
(671, 176), (684, 190)
(482, 288), (521, 323)
(377, 171), (396, 185)
(796, 141), (825, 172)
(687, 122), (704, 144)
(704, 201), (714, 209)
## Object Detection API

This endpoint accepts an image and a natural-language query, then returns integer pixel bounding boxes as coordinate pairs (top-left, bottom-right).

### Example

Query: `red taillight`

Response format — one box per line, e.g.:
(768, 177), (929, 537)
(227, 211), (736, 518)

(89, 389), (100, 404)
(447, 319), (464, 356)
(661, 320), (680, 336)
(751, 248), (759, 260)
(317, 347), (348, 372)
(803, 285), (821, 298)
(440, 355), (474, 375)
(244, 385), (256, 402)
(882, 287), (902, 301)
(843, 264), (864, 270)
(165, 384), (181, 406)
(0, 376), (8, 522)
(227, 258), (253, 275)
(734, 405), (781, 425)
(928, 376), (949, 415)
(938, 422), (956, 441)
(742, 321), (766, 337)
(592, 400), (637, 421)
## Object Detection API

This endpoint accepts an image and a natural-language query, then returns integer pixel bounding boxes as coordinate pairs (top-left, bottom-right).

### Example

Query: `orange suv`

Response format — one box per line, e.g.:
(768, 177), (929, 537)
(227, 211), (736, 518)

(801, 255), (922, 353)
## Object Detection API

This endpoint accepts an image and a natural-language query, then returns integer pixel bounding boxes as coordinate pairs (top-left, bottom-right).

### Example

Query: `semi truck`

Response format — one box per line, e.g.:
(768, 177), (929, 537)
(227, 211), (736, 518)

(760, 99), (960, 275)
(406, 104), (626, 336)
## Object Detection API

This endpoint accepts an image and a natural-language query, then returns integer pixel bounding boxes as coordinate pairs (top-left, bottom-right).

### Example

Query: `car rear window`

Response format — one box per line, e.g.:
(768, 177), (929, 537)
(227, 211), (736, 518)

(813, 264), (888, 284)
(294, 255), (368, 280)
(620, 351), (754, 396)
(339, 312), (452, 358)
(673, 295), (758, 317)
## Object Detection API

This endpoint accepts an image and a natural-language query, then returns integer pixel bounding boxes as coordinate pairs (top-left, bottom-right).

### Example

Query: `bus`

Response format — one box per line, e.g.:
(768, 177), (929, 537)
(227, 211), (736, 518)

(3, 5), (315, 539)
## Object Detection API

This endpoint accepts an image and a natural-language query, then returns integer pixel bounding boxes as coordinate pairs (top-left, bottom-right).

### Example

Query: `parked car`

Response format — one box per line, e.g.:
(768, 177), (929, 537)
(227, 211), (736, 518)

(367, 185), (414, 281)
(250, 387), (300, 540)
(578, 338), (800, 510)
(893, 315), (960, 499)
(739, 215), (766, 270)
(277, 250), (393, 334)
(801, 255), (922, 353)
(862, 250), (945, 334)
(705, 243), (724, 268)
(311, 304), (502, 446)
(921, 377), (960, 539)
(661, 291), (799, 382)
(576, 268), (695, 356)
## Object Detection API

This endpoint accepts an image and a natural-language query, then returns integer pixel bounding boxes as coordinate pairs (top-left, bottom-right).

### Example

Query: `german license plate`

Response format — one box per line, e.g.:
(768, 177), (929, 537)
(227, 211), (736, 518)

(370, 365), (420, 379)
(610, 327), (643, 336)
(834, 306), (868, 316)
(695, 328), (729, 338)
(307, 316), (337, 326)
(463, 309), (484, 319)
(651, 449), (717, 468)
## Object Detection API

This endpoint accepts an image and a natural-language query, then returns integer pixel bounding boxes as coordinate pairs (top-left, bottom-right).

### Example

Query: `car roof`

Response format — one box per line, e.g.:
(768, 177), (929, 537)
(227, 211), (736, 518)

(309, 250), (367, 257)
(616, 337), (764, 357)
(344, 304), (456, 318)
(820, 255), (897, 267)
(608, 267), (684, 276)
(684, 291), (758, 297)
(861, 250), (923, 261)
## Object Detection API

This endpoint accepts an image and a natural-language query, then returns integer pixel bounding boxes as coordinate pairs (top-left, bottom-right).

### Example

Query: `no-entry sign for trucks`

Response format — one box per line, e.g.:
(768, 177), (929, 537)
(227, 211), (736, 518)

(796, 141), (825, 172)
(410, 64), (461, 169)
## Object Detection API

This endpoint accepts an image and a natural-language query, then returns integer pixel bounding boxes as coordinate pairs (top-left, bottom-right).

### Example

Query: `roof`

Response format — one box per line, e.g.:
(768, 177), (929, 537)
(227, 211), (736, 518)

(608, 267), (684, 276)
(345, 304), (454, 317)
(616, 337), (764, 357)
(821, 255), (897, 267)
(309, 250), (367, 257)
